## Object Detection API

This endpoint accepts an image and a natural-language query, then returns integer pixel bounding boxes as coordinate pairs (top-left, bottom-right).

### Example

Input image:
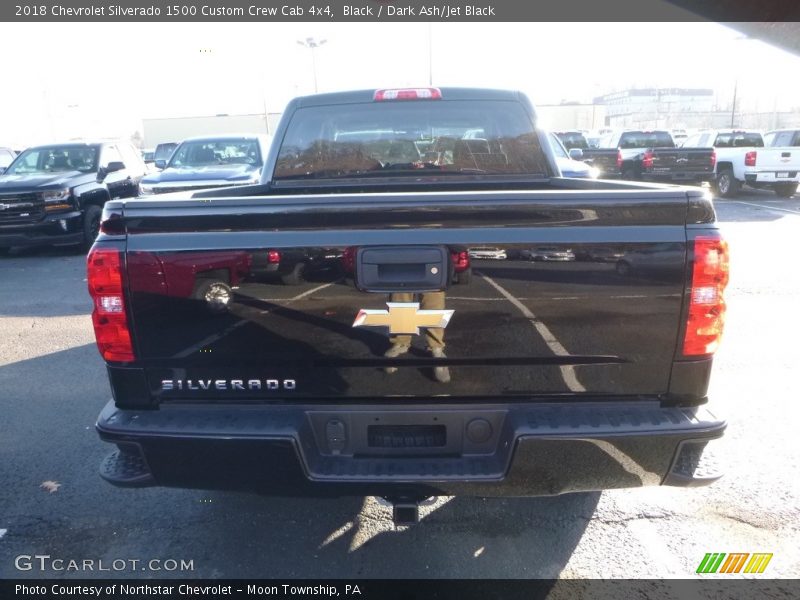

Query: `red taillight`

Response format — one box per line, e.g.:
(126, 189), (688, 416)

(87, 248), (134, 362)
(450, 250), (470, 272)
(268, 250), (281, 263)
(745, 151), (757, 167)
(682, 235), (730, 357)
(373, 88), (442, 101)
(616, 150), (623, 169)
(342, 246), (357, 273)
(642, 150), (654, 169)
(710, 150), (716, 169)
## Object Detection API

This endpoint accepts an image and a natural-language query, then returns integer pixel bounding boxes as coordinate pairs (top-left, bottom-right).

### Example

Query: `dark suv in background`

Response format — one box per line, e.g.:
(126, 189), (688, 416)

(0, 140), (147, 253)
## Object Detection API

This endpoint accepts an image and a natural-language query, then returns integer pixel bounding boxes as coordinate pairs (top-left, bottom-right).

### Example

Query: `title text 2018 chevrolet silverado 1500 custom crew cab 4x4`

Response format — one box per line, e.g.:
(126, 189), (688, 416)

(0, 141), (147, 252)
(89, 88), (729, 524)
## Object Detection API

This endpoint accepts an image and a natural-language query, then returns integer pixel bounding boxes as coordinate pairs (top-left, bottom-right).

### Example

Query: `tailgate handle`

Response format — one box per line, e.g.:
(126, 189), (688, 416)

(782, 152), (791, 158)
(356, 246), (449, 293)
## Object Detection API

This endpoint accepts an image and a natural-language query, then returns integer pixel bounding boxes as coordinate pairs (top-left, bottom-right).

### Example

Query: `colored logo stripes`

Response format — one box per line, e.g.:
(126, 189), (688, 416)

(696, 553), (773, 574)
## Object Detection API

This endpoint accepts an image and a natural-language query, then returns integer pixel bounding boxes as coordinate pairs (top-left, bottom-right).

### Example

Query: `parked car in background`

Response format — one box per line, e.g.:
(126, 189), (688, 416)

(585, 134), (602, 148)
(521, 246), (576, 261)
(671, 129), (689, 146)
(764, 129), (800, 148)
(614, 243), (686, 278)
(682, 129), (800, 197)
(555, 131), (590, 150)
(548, 133), (599, 179)
(0, 147), (17, 174)
(0, 140), (147, 252)
(250, 247), (343, 286)
(468, 246), (507, 260)
(153, 142), (179, 166)
(582, 130), (715, 184)
(127, 250), (253, 313)
(141, 149), (158, 174)
(139, 134), (271, 196)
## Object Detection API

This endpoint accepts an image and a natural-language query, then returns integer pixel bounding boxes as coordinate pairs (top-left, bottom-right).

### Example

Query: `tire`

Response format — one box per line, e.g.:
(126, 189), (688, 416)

(193, 279), (233, 313)
(455, 267), (472, 285)
(714, 170), (740, 198)
(0, 247), (11, 256)
(774, 183), (798, 198)
(615, 260), (631, 276)
(81, 205), (102, 250)
(281, 262), (306, 286)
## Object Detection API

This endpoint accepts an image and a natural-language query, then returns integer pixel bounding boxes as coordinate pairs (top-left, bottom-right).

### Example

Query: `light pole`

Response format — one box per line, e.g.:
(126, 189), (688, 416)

(427, 23), (433, 86)
(297, 37), (327, 93)
(729, 35), (753, 128)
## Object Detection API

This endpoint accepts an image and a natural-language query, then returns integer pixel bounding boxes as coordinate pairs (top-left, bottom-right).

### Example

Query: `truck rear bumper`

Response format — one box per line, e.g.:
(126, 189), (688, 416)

(744, 171), (800, 185)
(96, 400), (726, 497)
(642, 171), (714, 184)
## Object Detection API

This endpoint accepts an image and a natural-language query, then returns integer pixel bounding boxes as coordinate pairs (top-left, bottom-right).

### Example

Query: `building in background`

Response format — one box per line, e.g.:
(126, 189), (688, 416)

(142, 113), (283, 148)
(536, 103), (607, 132)
(593, 88), (715, 129)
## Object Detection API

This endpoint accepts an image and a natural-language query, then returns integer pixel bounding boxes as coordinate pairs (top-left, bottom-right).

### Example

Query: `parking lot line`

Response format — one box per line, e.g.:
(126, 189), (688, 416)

(731, 200), (800, 215)
(477, 271), (586, 392)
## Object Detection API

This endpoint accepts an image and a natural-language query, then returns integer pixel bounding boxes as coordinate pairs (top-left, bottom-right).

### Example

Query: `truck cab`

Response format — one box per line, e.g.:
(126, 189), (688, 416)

(0, 140), (147, 252)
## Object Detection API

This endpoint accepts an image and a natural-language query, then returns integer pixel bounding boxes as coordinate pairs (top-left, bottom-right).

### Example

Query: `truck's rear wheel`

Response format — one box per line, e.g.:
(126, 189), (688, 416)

(455, 267), (472, 285)
(81, 205), (102, 250)
(714, 170), (740, 198)
(774, 183), (798, 198)
(193, 280), (233, 313)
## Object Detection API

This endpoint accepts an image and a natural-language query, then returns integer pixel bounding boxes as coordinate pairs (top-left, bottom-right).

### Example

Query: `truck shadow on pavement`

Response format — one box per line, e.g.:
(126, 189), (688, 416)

(186, 491), (601, 578)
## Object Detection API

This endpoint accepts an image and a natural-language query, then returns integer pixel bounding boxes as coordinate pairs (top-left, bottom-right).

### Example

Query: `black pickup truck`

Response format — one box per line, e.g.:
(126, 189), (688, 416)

(89, 88), (729, 523)
(0, 141), (147, 252)
(581, 130), (715, 184)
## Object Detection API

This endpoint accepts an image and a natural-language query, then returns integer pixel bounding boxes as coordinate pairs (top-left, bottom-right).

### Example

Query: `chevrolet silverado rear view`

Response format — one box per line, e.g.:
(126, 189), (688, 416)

(88, 88), (729, 523)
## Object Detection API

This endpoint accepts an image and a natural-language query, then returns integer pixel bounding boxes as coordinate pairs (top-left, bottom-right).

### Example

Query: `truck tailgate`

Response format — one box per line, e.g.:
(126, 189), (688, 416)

(121, 189), (690, 403)
(752, 147), (800, 175)
(581, 149), (621, 178)
(648, 147), (716, 179)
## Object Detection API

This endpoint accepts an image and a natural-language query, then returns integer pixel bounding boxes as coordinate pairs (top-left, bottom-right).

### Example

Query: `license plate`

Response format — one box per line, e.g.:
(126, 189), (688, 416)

(777, 172), (789, 178)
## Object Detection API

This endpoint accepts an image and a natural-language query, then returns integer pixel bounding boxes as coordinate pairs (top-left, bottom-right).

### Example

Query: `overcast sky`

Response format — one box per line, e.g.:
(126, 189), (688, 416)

(1, 21), (799, 146)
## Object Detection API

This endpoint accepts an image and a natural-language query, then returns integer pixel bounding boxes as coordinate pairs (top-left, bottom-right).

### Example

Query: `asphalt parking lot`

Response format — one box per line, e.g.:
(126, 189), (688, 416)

(1, 189), (798, 580)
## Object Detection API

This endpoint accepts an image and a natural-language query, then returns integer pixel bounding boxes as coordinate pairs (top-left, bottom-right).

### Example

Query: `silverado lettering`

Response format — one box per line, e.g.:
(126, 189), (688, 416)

(89, 88), (729, 523)
(161, 379), (297, 391)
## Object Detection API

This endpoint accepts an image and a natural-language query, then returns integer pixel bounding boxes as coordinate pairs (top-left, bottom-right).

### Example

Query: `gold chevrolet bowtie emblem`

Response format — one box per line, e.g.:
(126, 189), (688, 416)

(352, 302), (454, 335)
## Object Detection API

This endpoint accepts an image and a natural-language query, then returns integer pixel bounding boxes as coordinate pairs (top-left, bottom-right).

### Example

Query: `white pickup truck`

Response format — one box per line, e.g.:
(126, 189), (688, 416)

(682, 129), (800, 198)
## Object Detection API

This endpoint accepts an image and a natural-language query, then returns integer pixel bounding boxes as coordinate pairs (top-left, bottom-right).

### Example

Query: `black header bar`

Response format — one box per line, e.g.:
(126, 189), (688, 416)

(2, 0), (794, 23)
